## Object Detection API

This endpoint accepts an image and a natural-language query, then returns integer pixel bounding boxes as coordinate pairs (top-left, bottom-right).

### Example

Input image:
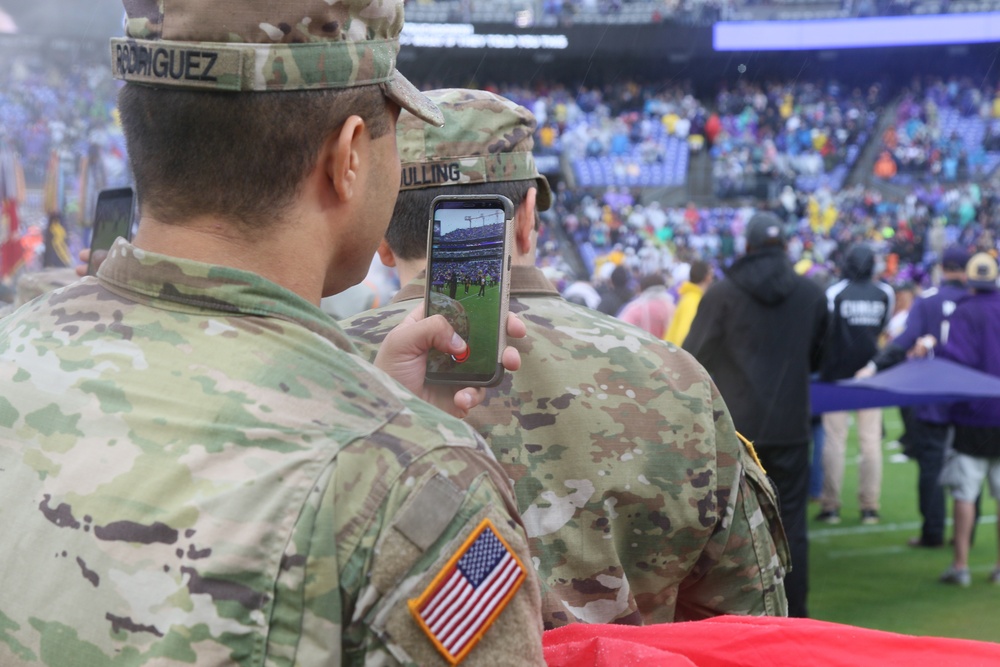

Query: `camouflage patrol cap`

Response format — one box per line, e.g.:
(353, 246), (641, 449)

(397, 88), (552, 211)
(109, 0), (443, 126)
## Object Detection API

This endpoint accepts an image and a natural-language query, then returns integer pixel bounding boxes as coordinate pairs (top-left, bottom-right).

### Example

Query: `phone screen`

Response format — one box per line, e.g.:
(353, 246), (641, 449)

(425, 197), (511, 385)
(87, 187), (135, 276)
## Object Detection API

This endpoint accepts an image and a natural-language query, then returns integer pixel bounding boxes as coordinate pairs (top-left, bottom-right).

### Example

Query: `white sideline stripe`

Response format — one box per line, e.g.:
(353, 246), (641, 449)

(448, 289), (494, 304)
(810, 515), (997, 540)
(828, 548), (1000, 566)
(811, 520), (920, 539)
(828, 546), (908, 559)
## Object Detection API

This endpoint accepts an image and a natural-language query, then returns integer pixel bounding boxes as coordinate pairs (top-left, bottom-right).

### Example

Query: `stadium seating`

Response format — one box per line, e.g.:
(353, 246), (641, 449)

(886, 78), (1000, 184)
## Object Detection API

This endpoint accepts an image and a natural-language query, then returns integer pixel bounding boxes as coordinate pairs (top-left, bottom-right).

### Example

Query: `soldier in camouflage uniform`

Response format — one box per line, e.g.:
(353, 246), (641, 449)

(343, 89), (790, 628)
(0, 4), (545, 666)
(0, 267), (78, 319)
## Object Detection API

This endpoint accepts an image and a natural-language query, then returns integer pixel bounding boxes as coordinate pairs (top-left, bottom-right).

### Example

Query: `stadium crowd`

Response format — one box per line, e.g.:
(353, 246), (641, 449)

(879, 76), (1000, 184)
(409, 0), (992, 25)
(4, 32), (1000, 536)
(545, 177), (997, 297)
(5, 0), (1000, 661)
(430, 259), (503, 292)
(3, 46), (1000, 306)
(0, 53), (124, 187)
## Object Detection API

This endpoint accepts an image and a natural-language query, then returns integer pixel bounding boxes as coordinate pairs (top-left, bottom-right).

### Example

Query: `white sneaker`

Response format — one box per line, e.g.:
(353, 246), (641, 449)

(940, 566), (971, 587)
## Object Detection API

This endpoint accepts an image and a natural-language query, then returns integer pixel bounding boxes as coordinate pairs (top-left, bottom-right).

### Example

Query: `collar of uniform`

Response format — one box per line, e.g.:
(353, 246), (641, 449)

(390, 265), (560, 305)
(96, 238), (360, 354)
(391, 274), (427, 304)
(508, 265), (560, 297)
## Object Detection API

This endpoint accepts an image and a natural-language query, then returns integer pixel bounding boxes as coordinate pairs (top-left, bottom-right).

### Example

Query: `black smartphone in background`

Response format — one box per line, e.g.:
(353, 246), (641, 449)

(424, 195), (515, 387)
(87, 187), (135, 276)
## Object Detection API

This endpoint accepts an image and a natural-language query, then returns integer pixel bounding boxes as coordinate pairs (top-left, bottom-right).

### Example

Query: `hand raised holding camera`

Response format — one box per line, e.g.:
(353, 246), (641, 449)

(374, 305), (525, 419)
(424, 195), (515, 386)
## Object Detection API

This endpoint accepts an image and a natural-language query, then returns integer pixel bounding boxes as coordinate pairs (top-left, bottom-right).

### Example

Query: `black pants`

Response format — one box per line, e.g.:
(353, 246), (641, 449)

(756, 443), (810, 618)
(908, 419), (951, 545)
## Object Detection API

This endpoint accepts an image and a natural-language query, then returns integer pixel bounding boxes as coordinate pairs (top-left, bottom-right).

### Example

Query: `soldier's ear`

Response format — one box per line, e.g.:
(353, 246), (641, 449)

(325, 115), (366, 203)
(376, 238), (397, 268)
(514, 187), (537, 256)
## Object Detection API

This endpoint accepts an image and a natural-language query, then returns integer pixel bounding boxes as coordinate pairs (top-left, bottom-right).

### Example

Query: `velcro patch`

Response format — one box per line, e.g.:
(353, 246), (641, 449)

(408, 518), (526, 665)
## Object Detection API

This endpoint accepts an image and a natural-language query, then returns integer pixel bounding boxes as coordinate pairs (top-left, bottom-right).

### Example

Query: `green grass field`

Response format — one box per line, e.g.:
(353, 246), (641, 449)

(809, 409), (999, 642)
(450, 285), (501, 376)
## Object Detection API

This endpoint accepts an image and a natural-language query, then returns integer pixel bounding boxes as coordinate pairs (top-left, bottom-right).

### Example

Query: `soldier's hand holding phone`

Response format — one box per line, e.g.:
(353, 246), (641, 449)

(374, 305), (525, 418)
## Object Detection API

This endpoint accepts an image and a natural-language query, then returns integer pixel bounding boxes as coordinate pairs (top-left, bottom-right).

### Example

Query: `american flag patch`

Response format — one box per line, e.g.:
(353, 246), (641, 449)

(408, 518), (526, 665)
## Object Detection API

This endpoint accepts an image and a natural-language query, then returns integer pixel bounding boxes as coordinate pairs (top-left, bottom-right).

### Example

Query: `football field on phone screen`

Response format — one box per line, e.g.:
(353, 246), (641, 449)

(452, 284), (501, 376)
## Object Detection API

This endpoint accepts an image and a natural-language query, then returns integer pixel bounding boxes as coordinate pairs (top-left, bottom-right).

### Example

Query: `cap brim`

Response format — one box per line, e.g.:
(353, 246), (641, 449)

(385, 70), (444, 127)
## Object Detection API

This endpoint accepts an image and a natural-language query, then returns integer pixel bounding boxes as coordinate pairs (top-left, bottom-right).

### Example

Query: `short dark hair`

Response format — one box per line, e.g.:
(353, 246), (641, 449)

(689, 260), (711, 284)
(610, 265), (630, 289)
(387, 180), (534, 260)
(118, 83), (392, 232)
(639, 273), (666, 290)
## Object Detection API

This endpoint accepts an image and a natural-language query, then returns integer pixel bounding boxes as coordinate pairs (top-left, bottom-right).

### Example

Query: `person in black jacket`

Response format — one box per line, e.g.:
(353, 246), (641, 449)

(684, 212), (828, 618)
(817, 244), (895, 526)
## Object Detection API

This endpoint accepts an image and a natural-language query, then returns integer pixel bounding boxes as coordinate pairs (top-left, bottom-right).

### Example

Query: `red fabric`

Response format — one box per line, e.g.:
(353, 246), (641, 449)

(1, 198), (23, 279)
(543, 616), (1000, 667)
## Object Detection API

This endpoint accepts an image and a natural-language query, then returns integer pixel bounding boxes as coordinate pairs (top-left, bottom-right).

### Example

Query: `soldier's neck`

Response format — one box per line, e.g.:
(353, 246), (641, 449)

(132, 214), (325, 305)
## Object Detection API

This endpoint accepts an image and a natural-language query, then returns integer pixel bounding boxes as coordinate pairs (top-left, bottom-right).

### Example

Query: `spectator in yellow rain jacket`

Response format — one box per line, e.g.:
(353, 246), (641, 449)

(665, 259), (713, 346)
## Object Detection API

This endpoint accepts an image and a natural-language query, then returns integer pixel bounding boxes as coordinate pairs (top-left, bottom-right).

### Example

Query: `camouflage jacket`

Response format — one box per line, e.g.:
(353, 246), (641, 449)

(0, 267), (79, 320)
(0, 240), (545, 666)
(343, 265), (790, 628)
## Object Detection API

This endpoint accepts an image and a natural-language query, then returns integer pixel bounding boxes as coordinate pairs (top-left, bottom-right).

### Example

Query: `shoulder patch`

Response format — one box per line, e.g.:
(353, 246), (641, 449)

(736, 431), (766, 474)
(408, 518), (526, 664)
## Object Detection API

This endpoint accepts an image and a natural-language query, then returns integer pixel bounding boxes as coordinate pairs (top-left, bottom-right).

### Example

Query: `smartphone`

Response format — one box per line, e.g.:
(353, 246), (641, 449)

(87, 186), (136, 276)
(424, 195), (515, 387)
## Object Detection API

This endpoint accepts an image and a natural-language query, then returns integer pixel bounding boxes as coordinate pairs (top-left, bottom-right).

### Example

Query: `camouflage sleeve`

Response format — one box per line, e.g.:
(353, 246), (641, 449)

(674, 380), (790, 621)
(339, 440), (546, 666)
(341, 304), (411, 364)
